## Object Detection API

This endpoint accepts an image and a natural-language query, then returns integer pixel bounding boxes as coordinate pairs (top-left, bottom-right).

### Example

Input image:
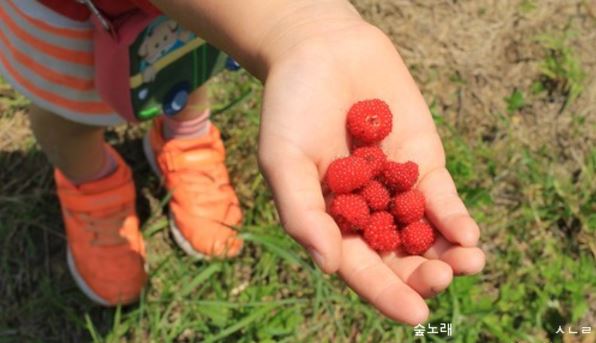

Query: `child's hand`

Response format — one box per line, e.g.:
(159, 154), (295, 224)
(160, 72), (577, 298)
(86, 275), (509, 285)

(257, 24), (485, 325)
(151, 0), (485, 326)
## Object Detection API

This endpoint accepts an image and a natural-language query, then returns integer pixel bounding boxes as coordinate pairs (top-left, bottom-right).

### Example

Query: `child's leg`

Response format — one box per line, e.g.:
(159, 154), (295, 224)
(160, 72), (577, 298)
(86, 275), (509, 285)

(27, 104), (147, 306)
(169, 85), (209, 121)
(0, 0), (146, 306)
(28, 104), (112, 183)
(162, 85), (211, 139)
(27, 85), (212, 182)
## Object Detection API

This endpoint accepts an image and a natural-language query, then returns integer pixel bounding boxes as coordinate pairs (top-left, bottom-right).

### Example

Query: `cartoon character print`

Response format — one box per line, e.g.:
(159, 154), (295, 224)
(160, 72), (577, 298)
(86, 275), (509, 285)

(138, 18), (194, 83)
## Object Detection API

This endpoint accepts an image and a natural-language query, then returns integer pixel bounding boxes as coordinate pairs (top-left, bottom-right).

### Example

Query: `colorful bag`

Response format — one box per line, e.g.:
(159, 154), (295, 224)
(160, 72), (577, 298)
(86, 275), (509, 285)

(85, 1), (232, 122)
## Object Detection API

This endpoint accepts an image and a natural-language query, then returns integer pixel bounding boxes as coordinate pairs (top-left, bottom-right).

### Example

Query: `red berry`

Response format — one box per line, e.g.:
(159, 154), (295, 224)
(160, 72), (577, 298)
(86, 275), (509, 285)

(330, 194), (370, 233)
(363, 212), (400, 252)
(391, 189), (425, 225)
(325, 156), (373, 194)
(401, 221), (435, 255)
(346, 99), (393, 144)
(334, 217), (353, 234)
(360, 180), (391, 211)
(352, 146), (387, 176)
(382, 161), (419, 192)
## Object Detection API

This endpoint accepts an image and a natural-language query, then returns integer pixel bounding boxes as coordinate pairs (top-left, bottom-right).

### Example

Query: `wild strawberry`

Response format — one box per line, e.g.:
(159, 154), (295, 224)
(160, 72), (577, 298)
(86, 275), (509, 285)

(360, 180), (391, 211)
(325, 156), (372, 194)
(346, 99), (393, 144)
(363, 211), (400, 252)
(330, 194), (370, 233)
(401, 221), (435, 255)
(382, 161), (419, 192)
(391, 189), (425, 225)
(352, 146), (387, 176)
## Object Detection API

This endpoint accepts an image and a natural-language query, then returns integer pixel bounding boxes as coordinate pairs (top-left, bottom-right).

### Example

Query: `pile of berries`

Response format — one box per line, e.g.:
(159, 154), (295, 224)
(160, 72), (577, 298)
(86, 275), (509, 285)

(325, 99), (436, 255)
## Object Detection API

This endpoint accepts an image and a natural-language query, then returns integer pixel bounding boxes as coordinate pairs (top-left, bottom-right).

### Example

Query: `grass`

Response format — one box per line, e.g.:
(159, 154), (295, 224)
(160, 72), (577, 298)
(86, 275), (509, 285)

(535, 31), (586, 111)
(1, 12), (595, 343)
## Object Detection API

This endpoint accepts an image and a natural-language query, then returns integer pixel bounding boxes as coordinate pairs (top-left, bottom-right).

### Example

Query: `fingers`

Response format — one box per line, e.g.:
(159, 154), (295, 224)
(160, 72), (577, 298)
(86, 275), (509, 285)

(259, 144), (342, 273)
(382, 254), (453, 298)
(424, 236), (486, 275)
(339, 236), (429, 325)
(418, 167), (480, 247)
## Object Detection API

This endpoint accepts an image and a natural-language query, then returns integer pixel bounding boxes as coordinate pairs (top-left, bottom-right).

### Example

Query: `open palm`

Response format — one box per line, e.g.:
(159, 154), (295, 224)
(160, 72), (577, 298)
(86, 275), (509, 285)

(257, 25), (485, 325)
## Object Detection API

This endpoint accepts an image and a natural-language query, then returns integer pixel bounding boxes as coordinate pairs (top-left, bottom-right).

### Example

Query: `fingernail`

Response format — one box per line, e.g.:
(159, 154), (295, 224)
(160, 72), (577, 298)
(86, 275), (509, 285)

(308, 249), (325, 270)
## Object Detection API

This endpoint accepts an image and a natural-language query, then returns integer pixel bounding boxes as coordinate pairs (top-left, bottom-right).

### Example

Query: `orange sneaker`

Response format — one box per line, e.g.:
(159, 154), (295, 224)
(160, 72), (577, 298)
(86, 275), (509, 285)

(143, 118), (243, 258)
(54, 146), (147, 306)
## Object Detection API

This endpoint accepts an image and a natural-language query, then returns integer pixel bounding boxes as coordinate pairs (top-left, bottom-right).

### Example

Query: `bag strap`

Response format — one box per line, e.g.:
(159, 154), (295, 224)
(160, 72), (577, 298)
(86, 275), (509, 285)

(77, 0), (115, 35)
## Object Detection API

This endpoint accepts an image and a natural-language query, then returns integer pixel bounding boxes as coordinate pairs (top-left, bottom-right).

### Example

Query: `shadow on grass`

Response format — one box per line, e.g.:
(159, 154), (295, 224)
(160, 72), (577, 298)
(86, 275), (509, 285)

(0, 137), (161, 342)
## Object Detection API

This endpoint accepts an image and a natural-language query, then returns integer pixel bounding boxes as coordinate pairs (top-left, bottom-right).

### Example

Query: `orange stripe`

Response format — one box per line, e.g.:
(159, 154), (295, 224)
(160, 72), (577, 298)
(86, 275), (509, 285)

(0, 5), (93, 66)
(0, 50), (112, 114)
(7, 0), (92, 40)
(0, 28), (95, 91)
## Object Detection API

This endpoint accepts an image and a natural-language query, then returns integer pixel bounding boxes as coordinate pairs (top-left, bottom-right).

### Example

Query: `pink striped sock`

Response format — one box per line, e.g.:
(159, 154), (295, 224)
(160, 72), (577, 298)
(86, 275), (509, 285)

(163, 109), (211, 140)
(70, 145), (117, 185)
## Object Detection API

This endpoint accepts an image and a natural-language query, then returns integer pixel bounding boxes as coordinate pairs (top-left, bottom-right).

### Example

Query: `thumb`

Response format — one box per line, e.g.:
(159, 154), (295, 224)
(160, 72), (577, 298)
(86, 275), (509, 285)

(258, 144), (342, 273)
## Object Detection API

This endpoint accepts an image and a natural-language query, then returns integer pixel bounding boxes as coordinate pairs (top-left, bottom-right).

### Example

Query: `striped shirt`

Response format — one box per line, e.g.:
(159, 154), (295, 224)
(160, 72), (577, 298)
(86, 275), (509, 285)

(0, 0), (125, 125)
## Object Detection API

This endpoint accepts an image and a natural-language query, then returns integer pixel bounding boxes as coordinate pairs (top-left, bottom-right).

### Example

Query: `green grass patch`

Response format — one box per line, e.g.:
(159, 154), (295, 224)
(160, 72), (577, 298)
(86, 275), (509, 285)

(535, 32), (586, 111)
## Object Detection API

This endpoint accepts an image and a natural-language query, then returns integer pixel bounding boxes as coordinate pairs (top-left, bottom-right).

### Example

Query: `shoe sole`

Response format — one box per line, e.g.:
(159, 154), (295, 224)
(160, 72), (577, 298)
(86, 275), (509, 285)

(143, 133), (207, 260)
(66, 248), (111, 306)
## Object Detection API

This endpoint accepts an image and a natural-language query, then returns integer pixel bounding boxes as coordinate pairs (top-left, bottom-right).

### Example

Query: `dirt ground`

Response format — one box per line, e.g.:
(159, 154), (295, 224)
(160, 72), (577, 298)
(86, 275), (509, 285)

(353, 0), (595, 148)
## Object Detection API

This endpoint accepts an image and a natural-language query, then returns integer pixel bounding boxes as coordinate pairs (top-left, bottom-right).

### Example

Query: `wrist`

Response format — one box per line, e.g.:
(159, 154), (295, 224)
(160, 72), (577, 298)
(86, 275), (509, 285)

(255, 1), (366, 80)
